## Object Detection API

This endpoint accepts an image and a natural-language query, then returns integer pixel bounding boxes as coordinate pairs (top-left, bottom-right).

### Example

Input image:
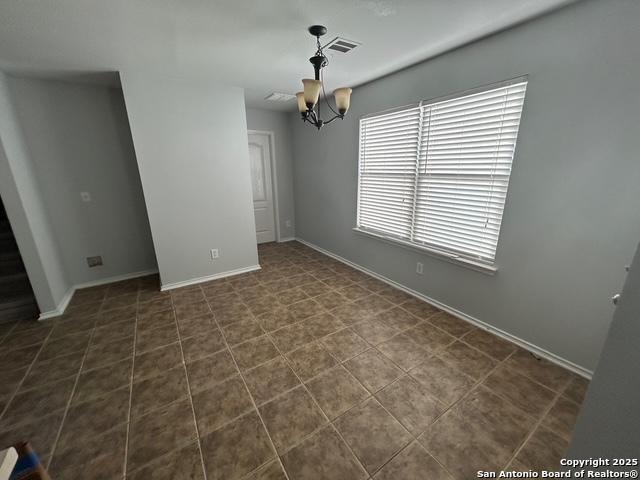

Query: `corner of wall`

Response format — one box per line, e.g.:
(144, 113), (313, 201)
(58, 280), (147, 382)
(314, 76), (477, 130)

(121, 72), (258, 286)
(0, 71), (71, 313)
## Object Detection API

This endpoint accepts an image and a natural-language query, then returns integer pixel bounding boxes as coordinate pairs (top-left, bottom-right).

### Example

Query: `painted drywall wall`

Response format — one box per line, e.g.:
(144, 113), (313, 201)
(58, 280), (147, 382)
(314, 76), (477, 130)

(291, 0), (640, 371)
(121, 73), (258, 287)
(568, 241), (640, 462)
(245, 107), (296, 240)
(6, 77), (157, 286)
(0, 72), (69, 312)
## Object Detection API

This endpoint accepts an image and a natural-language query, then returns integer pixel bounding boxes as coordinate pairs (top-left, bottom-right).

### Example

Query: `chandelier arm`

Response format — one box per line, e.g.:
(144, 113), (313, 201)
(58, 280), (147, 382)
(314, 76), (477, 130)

(306, 109), (322, 129)
(323, 114), (345, 125)
(320, 67), (340, 117)
(307, 108), (318, 124)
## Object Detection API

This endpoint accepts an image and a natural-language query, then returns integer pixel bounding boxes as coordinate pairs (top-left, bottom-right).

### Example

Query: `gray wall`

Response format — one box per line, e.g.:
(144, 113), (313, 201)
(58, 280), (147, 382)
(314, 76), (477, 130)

(121, 73), (258, 288)
(6, 77), (157, 286)
(291, 0), (640, 372)
(246, 107), (296, 240)
(0, 73), (69, 312)
(568, 241), (640, 462)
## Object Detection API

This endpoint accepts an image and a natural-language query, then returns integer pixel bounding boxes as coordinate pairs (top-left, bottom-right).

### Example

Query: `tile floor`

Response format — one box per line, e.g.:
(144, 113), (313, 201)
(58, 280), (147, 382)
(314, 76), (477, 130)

(0, 241), (589, 479)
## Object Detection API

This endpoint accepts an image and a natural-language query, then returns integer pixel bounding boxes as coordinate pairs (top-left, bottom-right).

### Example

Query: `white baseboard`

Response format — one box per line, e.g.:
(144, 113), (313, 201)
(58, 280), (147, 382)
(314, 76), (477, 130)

(38, 269), (159, 321)
(73, 269), (159, 290)
(38, 287), (74, 321)
(278, 237), (296, 243)
(160, 265), (261, 291)
(296, 237), (593, 379)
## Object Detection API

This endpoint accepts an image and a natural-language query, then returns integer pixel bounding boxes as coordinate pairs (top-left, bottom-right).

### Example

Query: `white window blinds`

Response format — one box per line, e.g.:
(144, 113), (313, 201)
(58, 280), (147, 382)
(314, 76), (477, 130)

(357, 79), (527, 266)
(357, 106), (422, 239)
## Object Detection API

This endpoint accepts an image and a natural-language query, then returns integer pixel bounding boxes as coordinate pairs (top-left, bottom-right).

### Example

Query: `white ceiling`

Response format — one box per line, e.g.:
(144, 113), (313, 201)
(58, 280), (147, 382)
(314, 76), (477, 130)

(0, 0), (577, 111)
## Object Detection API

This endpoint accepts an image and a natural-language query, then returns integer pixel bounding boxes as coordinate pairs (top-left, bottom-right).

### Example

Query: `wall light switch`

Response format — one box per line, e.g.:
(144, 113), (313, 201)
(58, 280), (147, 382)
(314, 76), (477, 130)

(210, 249), (219, 260)
(285, 220), (291, 228)
(416, 262), (424, 275)
(80, 192), (91, 202)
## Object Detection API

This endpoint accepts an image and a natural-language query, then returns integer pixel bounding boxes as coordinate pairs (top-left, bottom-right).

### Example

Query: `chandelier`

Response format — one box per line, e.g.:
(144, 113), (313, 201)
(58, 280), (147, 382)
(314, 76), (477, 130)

(296, 25), (353, 130)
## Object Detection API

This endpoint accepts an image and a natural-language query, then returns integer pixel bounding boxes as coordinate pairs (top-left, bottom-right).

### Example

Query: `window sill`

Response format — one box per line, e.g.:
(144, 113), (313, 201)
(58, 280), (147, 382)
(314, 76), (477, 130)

(352, 227), (498, 275)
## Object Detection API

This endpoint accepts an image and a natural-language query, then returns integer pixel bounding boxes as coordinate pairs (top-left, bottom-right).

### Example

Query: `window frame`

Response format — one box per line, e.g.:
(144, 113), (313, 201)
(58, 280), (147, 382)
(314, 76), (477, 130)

(355, 76), (528, 274)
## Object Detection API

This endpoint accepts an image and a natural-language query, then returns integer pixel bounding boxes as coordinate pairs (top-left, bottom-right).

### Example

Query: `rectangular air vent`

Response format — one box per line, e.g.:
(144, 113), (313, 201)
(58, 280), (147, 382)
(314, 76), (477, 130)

(265, 92), (296, 102)
(325, 37), (361, 54)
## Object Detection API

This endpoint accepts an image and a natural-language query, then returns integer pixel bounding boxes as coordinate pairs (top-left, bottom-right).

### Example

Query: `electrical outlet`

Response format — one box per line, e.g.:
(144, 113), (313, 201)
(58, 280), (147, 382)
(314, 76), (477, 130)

(80, 192), (91, 202)
(285, 220), (291, 228)
(87, 255), (103, 267)
(416, 262), (424, 275)
(210, 249), (220, 260)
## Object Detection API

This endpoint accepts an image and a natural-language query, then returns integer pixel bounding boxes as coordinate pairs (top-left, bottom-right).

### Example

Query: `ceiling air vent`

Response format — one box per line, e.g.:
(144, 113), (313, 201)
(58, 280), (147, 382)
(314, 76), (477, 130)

(325, 37), (360, 54)
(265, 92), (296, 102)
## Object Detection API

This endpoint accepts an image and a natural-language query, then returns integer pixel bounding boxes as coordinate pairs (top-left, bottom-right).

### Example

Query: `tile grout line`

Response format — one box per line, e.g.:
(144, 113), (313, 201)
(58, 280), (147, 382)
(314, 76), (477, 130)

(170, 289), (209, 480)
(149, 304), (551, 473)
(28, 245), (580, 479)
(453, 327), (580, 406)
(414, 348), (532, 478)
(231, 292), (371, 479)
(502, 378), (573, 471)
(296, 242), (584, 386)
(0, 328), (53, 422)
(44, 285), (134, 474)
(269, 244), (555, 473)
(266, 254), (433, 474)
(121, 290), (140, 479)
(0, 290), (106, 459)
(464, 361), (573, 431)
(387, 313), (576, 434)
(318, 324), (451, 429)
(44, 322), (98, 473)
(203, 286), (294, 480)
(331, 338), (454, 477)
(454, 326), (580, 395)
(223, 251), (428, 468)
(3, 280), (180, 477)
(204, 246), (563, 478)
(0, 319), (20, 347)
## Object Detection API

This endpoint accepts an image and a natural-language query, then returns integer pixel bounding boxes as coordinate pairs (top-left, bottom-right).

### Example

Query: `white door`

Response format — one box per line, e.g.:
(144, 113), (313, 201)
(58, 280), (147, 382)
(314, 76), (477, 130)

(248, 132), (276, 244)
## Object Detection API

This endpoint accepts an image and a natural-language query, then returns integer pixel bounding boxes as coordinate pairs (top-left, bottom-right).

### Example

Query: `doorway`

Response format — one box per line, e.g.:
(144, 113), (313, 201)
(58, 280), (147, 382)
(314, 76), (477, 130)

(248, 131), (279, 244)
(0, 196), (39, 323)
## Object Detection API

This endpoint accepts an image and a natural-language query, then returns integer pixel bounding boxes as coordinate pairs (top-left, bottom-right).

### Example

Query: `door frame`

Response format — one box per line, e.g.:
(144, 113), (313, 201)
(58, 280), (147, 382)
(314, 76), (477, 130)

(248, 129), (281, 242)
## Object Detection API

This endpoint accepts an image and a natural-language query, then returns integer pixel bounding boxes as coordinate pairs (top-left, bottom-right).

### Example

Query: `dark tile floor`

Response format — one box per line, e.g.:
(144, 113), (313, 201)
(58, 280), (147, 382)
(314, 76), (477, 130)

(0, 241), (589, 479)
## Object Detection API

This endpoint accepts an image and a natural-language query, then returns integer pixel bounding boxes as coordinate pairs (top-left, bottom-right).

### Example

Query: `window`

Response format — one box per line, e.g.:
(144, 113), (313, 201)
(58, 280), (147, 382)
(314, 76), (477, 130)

(356, 78), (527, 269)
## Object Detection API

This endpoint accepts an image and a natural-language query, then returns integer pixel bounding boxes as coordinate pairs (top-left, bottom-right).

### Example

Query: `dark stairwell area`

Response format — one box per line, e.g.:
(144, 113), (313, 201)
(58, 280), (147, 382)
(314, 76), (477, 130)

(0, 198), (39, 324)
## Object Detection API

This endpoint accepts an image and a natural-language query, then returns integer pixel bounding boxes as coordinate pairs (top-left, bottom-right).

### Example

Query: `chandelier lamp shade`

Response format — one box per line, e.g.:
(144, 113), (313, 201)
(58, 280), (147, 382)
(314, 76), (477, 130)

(296, 25), (353, 130)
